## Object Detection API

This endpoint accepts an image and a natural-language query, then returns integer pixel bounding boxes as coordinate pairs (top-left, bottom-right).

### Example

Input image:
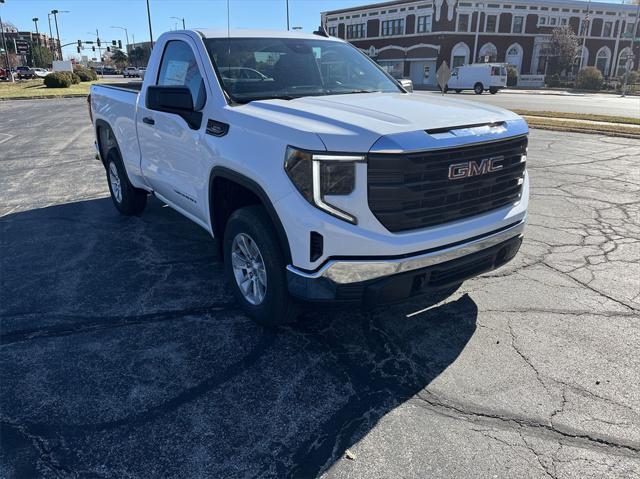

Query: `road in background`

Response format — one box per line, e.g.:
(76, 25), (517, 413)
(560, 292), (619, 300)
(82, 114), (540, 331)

(417, 90), (640, 117)
(1, 98), (639, 478)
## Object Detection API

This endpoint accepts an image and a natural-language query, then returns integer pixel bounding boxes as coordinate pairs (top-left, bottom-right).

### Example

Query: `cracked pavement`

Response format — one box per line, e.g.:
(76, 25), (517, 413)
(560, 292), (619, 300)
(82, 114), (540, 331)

(1, 98), (639, 478)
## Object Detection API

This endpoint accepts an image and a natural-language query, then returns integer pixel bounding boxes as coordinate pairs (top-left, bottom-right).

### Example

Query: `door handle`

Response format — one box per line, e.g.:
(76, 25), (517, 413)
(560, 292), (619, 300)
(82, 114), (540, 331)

(142, 117), (155, 125)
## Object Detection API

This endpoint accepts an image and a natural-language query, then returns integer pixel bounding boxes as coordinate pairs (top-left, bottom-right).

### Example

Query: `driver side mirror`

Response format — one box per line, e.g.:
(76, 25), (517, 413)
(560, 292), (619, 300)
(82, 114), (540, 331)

(146, 86), (202, 130)
(399, 78), (413, 93)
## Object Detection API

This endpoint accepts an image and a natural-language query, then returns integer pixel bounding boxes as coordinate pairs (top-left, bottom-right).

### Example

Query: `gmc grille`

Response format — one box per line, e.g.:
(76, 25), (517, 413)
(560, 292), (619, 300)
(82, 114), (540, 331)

(367, 136), (527, 233)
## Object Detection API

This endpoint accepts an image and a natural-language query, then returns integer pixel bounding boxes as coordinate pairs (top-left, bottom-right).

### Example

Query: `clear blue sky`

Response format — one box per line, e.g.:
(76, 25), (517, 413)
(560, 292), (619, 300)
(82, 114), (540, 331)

(1, 0), (626, 59)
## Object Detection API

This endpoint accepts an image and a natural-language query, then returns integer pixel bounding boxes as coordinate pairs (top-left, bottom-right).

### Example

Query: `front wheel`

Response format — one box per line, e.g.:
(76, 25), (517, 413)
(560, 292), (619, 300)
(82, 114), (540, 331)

(224, 205), (298, 328)
(455, 89), (462, 93)
(474, 83), (484, 95)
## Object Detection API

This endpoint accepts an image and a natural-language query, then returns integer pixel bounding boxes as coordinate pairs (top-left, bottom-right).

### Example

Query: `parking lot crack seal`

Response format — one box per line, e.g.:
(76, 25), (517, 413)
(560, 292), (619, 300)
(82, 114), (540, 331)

(411, 392), (640, 457)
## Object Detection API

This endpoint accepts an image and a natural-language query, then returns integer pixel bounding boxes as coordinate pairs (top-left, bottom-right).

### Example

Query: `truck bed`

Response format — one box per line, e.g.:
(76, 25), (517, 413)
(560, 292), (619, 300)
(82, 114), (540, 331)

(95, 82), (143, 93)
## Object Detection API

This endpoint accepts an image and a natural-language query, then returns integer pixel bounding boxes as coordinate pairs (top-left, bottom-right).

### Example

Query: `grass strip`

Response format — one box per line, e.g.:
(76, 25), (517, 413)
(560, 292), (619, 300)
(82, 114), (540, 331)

(0, 79), (106, 99)
(512, 110), (640, 126)
(523, 116), (640, 138)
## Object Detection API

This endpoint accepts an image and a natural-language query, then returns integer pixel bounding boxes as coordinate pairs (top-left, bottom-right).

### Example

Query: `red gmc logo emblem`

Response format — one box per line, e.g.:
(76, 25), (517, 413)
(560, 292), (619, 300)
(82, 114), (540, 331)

(448, 156), (504, 180)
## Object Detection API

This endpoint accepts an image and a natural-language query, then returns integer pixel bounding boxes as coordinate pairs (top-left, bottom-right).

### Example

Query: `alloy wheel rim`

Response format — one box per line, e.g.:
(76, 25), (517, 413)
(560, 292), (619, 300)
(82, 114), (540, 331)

(231, 232), (267, 306)
(109, 161), (122, 203)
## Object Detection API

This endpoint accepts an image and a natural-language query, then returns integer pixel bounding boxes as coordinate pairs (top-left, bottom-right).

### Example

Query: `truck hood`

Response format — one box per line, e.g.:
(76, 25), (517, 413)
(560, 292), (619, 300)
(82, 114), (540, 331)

(240, 92), (522, 152)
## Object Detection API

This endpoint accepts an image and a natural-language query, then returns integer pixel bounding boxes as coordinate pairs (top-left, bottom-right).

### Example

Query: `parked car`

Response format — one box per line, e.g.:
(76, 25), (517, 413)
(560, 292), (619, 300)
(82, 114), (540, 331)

(31, 68), (49, 78)
(123, 67), (139, 78)
(446, 63), (508, 94)
(138, 68), (146, 80)
(0, 68), (9, 81)
(16, 66), (33, 79)
(89, 29), (528, 326)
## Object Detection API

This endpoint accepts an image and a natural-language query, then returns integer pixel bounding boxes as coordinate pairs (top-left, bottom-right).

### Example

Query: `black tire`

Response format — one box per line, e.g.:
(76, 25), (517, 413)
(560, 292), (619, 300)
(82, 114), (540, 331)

(489, 87), (499, 94)
(105, 148), (147, 215)
(474, 83), (484, 95)
(455, 89), (462, 93)
(223, 205), (298, 328)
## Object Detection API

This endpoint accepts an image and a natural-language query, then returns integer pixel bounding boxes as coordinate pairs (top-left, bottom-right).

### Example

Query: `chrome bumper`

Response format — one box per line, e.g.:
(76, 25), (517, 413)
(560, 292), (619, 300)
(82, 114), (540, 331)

(287, 220), (525, 285)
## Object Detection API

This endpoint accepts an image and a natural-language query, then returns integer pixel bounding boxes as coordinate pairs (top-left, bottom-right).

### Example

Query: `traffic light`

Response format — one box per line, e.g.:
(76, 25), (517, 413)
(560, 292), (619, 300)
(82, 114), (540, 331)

(92, 46), (96, 52)
(77, 46), (81, 54)
(77, 40), (82, 48)
(96, 38), (101, 47)
(118, 40), (122, 49)
(112, 40), (117, 46)
(106, 47), (111, 53)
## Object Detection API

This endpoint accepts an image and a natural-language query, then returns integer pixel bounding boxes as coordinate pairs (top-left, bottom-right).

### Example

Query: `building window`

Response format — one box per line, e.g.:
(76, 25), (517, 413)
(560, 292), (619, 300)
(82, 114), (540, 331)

(417, 15), (432, 33)
(539, 16), (547, 26)
(486, 14), (497, 32)
(478, 43), (498, 62)
(512, 15), (524, 33)
(381, 18), (404, 36)
(603, 21), (612, 37)
(560, 18), (567, 25)
(377, 60), (404, 79)
(625, 22), (635, 35)
(549, 17), (557, 26)
(346, 23), (365, 39)
(451, 42), (470, 67)
(596, 47), (611, 75)
(328, 26), (337, 36)
(458, 13), (470, 32)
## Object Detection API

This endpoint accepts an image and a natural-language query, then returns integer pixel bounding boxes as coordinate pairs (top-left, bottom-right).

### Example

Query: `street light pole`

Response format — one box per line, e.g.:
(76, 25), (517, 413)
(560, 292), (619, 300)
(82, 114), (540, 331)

(50, 10), (69, 60)
(286, 0), (290, 31)
(146, 0), (154, 49)
(170, 17), (185, 30)
(32, 17), (39, 46)
(0, 1), (14, 83)
(111, 26), (129, 54)
(47, 13), (55, 59)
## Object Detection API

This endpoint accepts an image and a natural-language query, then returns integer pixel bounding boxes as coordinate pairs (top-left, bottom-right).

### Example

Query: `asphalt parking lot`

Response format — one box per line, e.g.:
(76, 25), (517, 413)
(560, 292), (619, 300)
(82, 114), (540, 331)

(1, 98), (639, 478)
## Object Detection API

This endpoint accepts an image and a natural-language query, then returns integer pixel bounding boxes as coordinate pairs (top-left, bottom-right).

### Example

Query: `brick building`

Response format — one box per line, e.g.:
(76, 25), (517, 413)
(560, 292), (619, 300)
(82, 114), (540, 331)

(1, 21), (61, 62)
(322, 0), (640, 87)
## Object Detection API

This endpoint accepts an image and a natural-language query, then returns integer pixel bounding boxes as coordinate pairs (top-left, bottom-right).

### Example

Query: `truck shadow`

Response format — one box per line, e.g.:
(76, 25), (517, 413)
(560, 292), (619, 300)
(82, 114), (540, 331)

(0, 197), (478, 478)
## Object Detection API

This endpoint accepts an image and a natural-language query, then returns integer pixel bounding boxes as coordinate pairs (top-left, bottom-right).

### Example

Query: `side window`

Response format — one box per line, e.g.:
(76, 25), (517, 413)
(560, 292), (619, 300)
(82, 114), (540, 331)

(157, 40), (206, 110)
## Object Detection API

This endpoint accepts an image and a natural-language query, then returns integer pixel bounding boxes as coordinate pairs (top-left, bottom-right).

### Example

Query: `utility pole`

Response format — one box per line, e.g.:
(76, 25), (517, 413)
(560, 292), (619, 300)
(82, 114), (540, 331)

(0, 0), (14, 82)
(146, 0), (154, 48)
(286, 0), (290, 31)
(578, 0), (591, 71)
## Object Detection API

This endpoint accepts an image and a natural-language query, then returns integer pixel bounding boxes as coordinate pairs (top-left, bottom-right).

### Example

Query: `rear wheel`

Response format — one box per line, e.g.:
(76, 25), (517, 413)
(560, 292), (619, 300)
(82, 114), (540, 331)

(224, 205), (298, 328)
(455, 89), (462, 93)
(489, 87), (499, 94)
(105, 149), (147, 215)
(474, 83), (484, 95)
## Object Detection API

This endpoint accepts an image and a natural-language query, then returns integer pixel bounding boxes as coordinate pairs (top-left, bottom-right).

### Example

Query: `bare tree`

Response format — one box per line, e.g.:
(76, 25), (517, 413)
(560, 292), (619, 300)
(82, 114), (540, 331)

(548, 26), (580, 75)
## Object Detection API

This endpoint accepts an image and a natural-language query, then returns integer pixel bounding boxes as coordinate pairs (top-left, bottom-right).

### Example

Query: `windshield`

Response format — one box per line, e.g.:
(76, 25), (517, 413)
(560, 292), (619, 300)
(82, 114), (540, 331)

(204, 37), (402, 103)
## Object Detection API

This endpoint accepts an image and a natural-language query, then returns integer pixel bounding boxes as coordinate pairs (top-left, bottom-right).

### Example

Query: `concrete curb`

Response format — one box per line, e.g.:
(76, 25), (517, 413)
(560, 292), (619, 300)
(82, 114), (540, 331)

(0, 94), (88, 101)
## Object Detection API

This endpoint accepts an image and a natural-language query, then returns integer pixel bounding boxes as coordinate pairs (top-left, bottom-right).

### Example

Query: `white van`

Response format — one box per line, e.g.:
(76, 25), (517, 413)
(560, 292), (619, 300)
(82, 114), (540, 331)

(446, 63), (508, 94)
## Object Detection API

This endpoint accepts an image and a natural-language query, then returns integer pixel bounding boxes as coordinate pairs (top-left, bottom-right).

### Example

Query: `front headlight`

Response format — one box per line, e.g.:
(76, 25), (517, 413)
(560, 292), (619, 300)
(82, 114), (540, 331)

(284, 147), (365, 224)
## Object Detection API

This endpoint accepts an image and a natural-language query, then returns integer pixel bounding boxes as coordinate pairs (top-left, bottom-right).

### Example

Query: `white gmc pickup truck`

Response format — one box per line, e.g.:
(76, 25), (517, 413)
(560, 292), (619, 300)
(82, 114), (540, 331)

(89, 28), (529, 327)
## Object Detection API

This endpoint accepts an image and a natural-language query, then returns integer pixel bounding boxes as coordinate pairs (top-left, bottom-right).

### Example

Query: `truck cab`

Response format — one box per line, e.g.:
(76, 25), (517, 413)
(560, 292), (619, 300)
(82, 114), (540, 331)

(90, 29), (528, 327)
(447, 63), (508, 94)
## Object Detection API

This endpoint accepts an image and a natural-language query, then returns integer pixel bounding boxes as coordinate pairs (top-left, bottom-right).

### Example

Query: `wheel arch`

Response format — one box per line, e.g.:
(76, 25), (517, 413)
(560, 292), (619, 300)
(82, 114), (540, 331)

(95, 119), (120, 166)
(208, 167), (292, 264)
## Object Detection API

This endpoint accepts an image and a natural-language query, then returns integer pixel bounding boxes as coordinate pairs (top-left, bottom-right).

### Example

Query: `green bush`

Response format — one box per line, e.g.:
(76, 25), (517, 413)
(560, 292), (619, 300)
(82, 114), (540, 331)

(74, 66), (97, 82)
(575, 67), (603, 90)
(507, 66), (518, 87)
(44, 72), (73, 88)
(545, 73), (561, 87)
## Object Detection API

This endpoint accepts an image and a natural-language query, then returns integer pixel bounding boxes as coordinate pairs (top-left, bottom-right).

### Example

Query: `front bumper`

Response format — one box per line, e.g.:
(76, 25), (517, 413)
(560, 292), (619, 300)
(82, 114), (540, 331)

(287, 220), (524, 305)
